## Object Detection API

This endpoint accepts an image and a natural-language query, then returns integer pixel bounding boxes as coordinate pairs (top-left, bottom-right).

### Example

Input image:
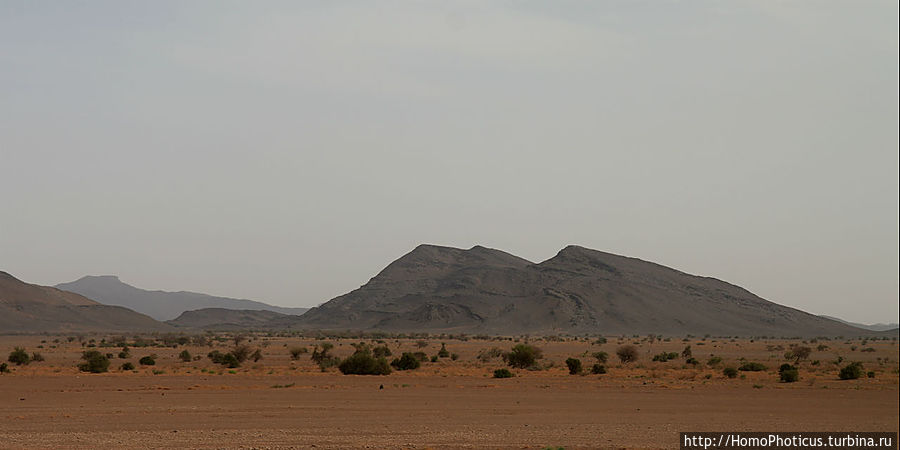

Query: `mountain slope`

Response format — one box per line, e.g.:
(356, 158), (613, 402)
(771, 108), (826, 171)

(819, 315), (899, 332)
(168, 308), (295, 330)
(56, 276), (308, 321)
(0, 271), (170, 333)
(296, 244), (876, 336)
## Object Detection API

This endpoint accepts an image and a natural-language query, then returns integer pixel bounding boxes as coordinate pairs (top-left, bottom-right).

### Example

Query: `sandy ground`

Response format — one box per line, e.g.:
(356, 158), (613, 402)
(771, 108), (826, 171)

(1, 335), (897, 449)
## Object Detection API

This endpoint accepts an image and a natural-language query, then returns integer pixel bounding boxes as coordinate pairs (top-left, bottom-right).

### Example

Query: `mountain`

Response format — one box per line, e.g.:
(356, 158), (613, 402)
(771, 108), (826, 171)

(0, 271), (170, 333)
(819, 316), (899, 332)
(168, 308), (296, 330)
(56, 276), (308, 321)
(295, 244), (880, 336)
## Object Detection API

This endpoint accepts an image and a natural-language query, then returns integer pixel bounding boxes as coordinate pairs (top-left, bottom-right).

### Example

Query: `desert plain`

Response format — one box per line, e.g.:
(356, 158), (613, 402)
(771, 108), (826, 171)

(1, 333), (897, 449)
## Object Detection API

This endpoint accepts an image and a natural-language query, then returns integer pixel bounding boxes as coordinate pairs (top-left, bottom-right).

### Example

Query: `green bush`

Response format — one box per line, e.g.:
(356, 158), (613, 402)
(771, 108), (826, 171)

(707, 356), (723, 367)
(390, 353), (421, 371)
(504, 344), (543, 369)
(839, 362), (863, 380)
(652, 352), (680, 362)
(373, 345), (392, 359)
(178, 350), (192, 362)
(591, 351), (608, 364)
(8, 347), (30, 366)
(430, 355), (438, 363)
(616, 345), (639, 363)
(723, 367), (738, 378)
(738, 362), (767, 372)
(493, 368), (514, 378)
(565, 357), (583, 375)
(0, 362), (8, 373)
(139, 355), (156, 366)
(78, 350), (110, 373)
(437, 343), (450, 358)
(251, 348), (263, 362)
(121, 362), (135, 371)
(779, 364), (799, 383)
(866, 371), (875, 378)
(208, 350), (240, 368)
(591, 363), (607, 374)
(311, 343), (339, 370)
(338, 351), (391, 375)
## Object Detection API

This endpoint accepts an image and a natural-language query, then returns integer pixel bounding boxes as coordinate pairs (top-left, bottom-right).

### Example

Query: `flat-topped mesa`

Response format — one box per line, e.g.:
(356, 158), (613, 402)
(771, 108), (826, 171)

(0, 271), (169, 332)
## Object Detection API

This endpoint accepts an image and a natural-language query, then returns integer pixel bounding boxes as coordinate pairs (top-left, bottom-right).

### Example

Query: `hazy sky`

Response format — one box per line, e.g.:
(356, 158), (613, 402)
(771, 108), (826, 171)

(1, 1), (897, 324)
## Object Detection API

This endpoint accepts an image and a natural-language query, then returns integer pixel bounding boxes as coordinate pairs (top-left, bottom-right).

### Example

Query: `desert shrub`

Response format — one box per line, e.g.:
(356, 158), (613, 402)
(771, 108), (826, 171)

(477, 347), (503, 362)
(289, 347), (308, 359)
(8, 347), (30, 365)
(681, 345), (692, 359)
(0, 362), (8, 373)
(860, 347), (875, 353)
(616, 345), (639, 363)
(785, 345), (812, 364)
(493, 368), (514, 378)
(311, 343), (339, 370)
(118, 351), (129, 359)
(723, 367), (738, 378)
(839, 362), (863, 380)
(430, 355), (438, 363)
(685, 357), (699, 366)
(778, 364), (799, 383)
(232, 344), (252, 363)
(450, 353), (459, 361)
(179, 350), (192, 362)
(31, 352), (45, 362)
(251, 348), (263, 362)
(652, 352), (679, 362)
(565, 357), (583, 375)
(79, 350), (110, 373)
(738, 362), (767, 372)
(592, 351), (608, 364)
(221, 353), (240, 368)
(207, 350), (240, 368)
(437, 343), (450, 358)
(591, 363), (607, 374)
(121, 362), (135, 371)
(391, 353), (422, 371)
(411, 351), (428, 362)
(338, 351), (391, 375)
(866, 371), (875, 378)
(415, 340), (429, 348)
(707, 356), (723, 367)
(373, 345), (392, 359)
(504, 344), (543, 369)
(139, 355), (156, 366)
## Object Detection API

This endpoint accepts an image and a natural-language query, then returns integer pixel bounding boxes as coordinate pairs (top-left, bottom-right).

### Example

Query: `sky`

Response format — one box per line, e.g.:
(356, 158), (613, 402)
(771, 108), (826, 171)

(1, 1), (897, 324)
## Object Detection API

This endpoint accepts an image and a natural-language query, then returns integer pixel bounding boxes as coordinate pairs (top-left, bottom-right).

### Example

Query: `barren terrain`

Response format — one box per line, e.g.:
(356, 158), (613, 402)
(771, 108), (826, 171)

(1, 334), (897, 449)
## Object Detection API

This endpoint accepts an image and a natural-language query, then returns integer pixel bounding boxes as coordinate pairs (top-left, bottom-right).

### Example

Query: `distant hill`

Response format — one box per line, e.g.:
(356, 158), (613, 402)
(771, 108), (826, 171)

(819, 316), (899, 332)
(296, 244), (880, 336)
(0, 271), (170, 333)
(168, 308), (295, 330)
(56, 276), (308, 321)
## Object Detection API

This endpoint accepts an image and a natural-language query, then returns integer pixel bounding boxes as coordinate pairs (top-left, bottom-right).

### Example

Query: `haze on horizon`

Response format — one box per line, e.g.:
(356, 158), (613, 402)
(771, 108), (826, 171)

(1, 1), (897, 324)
